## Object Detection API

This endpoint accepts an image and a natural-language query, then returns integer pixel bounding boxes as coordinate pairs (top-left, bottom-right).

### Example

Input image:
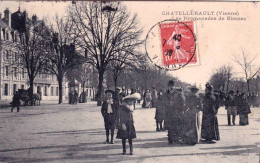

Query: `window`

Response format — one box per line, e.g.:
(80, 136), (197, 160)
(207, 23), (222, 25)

(4, 84), (8, 95)
(56, 87), (59, 96)
(5, 50), (9, 60)
(51, 87), (54, 96)
(13, 84), (17, 95)
(21, 85), (24, 90)
(37, 86), (41, 94)
(14, 67), (17, 78)
(5, 66), (8, 76)
(22, 68), (25, 78)
(44, 86), (48, 96)
(86, 89), (88, 97)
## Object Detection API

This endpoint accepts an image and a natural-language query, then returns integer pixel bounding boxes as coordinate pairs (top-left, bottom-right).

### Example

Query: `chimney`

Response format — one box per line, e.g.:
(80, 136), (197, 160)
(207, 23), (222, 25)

(4, 8), (11, 27)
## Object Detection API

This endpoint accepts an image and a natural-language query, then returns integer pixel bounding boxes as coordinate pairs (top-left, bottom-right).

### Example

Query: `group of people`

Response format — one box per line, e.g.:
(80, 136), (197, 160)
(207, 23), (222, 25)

(100, 79), (254, 154)
(224, 90), (251, 126)
(154, 81), (219, 145)
(68, 90), (79, 105)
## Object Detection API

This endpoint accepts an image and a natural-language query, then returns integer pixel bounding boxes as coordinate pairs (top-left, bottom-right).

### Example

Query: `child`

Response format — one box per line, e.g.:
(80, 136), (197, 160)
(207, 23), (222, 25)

(117, 93), (141, 155)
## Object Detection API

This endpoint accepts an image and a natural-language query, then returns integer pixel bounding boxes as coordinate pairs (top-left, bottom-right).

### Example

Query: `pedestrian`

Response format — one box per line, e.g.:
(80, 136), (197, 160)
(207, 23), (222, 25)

(164, 80), (185, 144)
(116, 93), (141, 155)
(151, 87), (158, 108)
(155, 89), (164, 131)
(225, 90), (237, 125)
(237, 93), (251, 125)
(101, 90), (117, 144)
(183, 86), (203, 145)
(11, 91), (21, 112)
(201, 83), (220, 143)
(143, 89), (152, 108)
(69, 91), (73, 104)
(74, 90), (78, 105)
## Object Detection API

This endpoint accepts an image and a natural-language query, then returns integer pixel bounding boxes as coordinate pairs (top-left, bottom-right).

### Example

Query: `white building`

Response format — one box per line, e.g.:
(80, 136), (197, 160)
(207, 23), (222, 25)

(0, 8), (97, 102)
(0, 8), (70, 101)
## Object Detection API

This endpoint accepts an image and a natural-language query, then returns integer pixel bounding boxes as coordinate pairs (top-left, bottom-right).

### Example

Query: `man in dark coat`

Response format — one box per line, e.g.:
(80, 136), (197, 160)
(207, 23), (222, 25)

(201, 83), (220, 143)
(164, 80), (185, 144)
(11, 91), (21, 112)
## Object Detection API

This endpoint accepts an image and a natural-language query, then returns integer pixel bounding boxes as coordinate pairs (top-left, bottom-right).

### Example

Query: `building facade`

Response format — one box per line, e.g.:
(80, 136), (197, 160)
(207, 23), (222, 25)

(0, 8), (97, 101)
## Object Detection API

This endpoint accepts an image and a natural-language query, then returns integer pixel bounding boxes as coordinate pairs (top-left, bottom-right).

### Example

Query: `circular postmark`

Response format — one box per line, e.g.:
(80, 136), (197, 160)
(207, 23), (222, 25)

(145, 19), (198, 71)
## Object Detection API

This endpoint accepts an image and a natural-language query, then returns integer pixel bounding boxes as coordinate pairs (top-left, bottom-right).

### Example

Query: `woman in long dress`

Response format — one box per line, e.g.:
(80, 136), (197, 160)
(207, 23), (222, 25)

(237, 93), (251, 125)
(183, 86), (203, 145)
(201, 84), (220, 143)
(155, 90), (165, 131)
(117, 93), (141, 155)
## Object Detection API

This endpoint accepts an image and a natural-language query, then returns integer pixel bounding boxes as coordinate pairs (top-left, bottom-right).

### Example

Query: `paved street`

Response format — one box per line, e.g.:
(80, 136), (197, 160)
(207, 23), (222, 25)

(0, 102), (259, 163)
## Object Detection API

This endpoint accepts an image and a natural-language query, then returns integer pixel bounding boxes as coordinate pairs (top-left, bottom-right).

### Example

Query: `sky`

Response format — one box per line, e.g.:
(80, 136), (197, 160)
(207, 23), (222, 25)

(0, 1), (259, 87)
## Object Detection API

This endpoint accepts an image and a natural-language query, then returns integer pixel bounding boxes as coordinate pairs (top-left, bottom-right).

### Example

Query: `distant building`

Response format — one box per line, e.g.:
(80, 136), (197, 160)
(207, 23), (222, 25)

(0, 8), (97, 101)
(0, 8), (70, 101)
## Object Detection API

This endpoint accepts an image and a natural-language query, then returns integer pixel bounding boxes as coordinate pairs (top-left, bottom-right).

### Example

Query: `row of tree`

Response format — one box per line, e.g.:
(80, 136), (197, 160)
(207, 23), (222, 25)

(209, 49), (259, 94)
(5, 2), (151, 106)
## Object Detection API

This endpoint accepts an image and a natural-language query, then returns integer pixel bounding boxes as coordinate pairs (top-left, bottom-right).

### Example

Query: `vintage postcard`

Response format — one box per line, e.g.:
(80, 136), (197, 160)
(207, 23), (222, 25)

(0, 1), (259, 162)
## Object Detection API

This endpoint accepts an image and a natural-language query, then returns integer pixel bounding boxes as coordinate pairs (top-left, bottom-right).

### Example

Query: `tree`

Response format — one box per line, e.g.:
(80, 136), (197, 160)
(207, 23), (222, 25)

(46, 16), (85, 104)
(107, 51), (144, 89)
(209, 65), (233, 92)
(67, 1), (143, 105)
(14, 13), (51, 105)
(232, 49), (260, 94)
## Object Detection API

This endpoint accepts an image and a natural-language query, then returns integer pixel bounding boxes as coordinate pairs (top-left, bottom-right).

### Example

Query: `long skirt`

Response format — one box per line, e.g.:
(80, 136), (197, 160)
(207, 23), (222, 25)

(183, 111), (203, 144)
(239, 114), (249, 125)
(201, 113), (220, 141)
(168, 113), (183, 141)
(116, 122), (136, 139)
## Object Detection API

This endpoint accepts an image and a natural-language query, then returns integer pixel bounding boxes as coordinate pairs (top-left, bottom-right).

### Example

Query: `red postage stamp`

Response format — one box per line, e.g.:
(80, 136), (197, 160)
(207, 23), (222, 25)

(159, 21), (197, 67)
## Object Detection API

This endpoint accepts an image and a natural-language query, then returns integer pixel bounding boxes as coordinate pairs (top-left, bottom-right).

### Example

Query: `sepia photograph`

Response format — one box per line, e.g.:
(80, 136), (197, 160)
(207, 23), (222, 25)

(0, 1), (259, 162)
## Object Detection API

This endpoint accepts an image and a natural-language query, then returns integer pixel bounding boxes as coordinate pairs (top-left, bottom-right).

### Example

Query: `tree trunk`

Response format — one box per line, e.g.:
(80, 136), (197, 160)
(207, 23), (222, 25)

(114, 74), (118, 90)
(58, 76), (63, 104)
(96, 70), (104, 106)
(247, 79), (251, 95)
(82, 81), (85, 92)
(29, 78), (34, 106)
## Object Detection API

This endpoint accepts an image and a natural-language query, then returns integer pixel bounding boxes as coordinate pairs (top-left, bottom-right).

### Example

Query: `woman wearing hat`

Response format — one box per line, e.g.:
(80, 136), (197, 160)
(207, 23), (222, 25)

(183, 86), (203, 145)
(101, 90), (117, 144)
(117, 93), (141, 155)
(201, 84), (220, 143)
(237, 93), (251, 125)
